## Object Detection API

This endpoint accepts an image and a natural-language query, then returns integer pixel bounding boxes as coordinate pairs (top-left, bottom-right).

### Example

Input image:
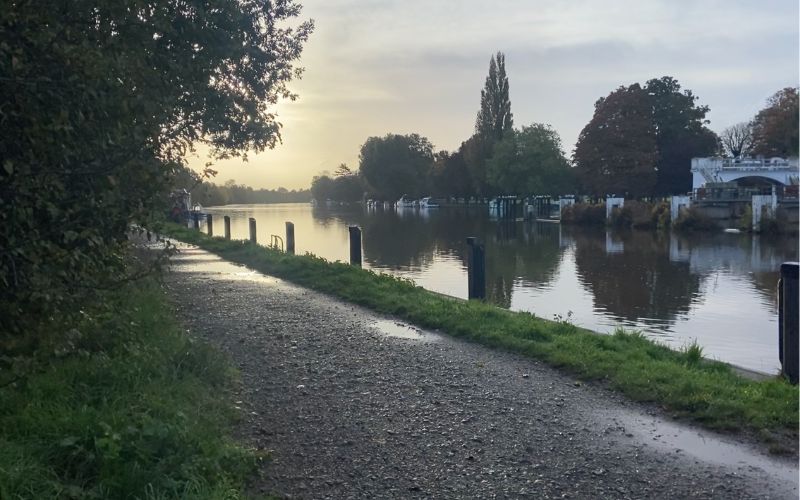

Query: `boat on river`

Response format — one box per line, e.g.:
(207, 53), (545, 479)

(396, 195), (416, 208)
(419, 197), (440, 208)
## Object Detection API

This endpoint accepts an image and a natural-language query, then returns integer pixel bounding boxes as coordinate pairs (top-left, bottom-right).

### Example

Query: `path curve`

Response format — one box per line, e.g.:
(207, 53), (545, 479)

(163, 243), (798, 499)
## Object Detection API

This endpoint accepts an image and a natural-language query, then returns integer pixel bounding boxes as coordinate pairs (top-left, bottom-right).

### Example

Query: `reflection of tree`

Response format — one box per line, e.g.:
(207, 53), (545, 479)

(360, 211), (438, 270)
(573, 228), (701, 323)
(309, 207), (566, 309)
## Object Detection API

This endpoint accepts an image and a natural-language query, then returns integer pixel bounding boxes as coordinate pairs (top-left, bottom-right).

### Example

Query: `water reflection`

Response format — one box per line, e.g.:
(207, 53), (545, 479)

(204, 203), (797, 372)
(573, 228), (701, 326)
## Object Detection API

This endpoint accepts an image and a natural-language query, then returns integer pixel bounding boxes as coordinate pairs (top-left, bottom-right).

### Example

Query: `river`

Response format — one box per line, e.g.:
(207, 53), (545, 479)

(200, 203), (797, 374)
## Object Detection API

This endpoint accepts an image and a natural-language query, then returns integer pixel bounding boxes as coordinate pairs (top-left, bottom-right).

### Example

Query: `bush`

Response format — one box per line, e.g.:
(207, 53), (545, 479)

(560, 203), (606, 225)
(673, 206), (719, 231)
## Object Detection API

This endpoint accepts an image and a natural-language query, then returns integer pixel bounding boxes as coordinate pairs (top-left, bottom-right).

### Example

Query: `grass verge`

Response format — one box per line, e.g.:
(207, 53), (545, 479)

(0, 278), (254, 499)
(163, 223), (798, 449)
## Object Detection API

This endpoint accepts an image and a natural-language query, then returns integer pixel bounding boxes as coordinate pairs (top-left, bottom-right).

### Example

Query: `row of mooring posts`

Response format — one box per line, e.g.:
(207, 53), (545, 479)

(194, 215), (798, 383)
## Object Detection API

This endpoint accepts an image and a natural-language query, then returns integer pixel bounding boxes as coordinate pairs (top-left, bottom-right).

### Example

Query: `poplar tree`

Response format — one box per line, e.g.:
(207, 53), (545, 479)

(465, 52), (513, 195)
(475, 52), (513, 141)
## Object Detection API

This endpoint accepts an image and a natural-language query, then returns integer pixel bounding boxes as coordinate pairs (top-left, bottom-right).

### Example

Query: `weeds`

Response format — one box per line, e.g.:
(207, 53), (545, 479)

(0, 280), (254, 499)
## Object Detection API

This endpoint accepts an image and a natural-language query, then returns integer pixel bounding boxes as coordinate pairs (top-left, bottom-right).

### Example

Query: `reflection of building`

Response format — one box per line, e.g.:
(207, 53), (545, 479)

(669, 232), (789, 274)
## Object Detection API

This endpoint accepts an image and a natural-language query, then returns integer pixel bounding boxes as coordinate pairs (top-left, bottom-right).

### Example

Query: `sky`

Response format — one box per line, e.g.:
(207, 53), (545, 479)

(187, 0), (800, 190)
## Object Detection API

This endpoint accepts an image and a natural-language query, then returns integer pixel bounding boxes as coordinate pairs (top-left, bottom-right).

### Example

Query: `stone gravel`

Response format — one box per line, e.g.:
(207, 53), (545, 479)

(163, 244), (798, 499)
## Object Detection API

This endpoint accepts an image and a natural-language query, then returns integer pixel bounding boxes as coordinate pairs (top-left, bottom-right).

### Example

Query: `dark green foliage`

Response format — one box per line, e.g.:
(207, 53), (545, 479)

(465, 52), (514, 196)
(646, 77), (719, 195)
(475, 52), (513, 142)
(311, 171), (364, 202)
(430, 150), (473, 198)
(486, 124), (575, 195)
(165, 224), (798, 440)
(0, 281), (254, 499)
(0, 1), (312, 338)
(359, 134), (435, 199)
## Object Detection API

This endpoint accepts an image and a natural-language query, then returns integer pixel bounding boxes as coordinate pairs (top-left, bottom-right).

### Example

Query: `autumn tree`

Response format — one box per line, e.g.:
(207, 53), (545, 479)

(465, 52), (513, 195)
(487, 124), (574, 195)
(359, 134), (435, 199)
(719, 122), (754, 158)
(574, 77), (717, 197)
(751, 87), (799, 157)
(573, 84), (659, 197)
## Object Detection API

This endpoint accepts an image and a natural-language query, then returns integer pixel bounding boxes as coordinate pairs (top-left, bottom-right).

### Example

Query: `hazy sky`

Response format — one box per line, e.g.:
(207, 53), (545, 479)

(188, 0), (799, 190)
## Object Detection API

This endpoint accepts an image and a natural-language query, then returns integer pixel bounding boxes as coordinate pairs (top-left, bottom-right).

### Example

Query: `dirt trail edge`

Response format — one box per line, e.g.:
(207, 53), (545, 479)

(163, 243), (798, 499)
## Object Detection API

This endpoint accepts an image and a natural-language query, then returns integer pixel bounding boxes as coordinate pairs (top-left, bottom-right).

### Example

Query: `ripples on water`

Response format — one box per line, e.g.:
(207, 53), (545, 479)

(201, 203), (798, 373)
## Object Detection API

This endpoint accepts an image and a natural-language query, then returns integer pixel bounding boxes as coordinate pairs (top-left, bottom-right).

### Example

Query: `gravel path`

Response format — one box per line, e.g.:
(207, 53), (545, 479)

(163, 243), (798, 499)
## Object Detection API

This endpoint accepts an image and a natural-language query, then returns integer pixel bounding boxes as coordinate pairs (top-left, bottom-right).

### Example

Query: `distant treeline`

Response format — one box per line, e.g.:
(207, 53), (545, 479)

(173, 166), (310, 206)
(310, 53), (798, 203)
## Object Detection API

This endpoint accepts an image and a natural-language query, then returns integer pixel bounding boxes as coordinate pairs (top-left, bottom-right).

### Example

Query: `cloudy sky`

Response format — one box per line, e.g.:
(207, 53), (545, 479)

(188, 0), (799, 190)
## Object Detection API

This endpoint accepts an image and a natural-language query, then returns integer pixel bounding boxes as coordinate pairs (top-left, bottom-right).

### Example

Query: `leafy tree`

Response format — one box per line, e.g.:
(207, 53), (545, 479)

(486, 124), (574, 195)
(465, 52), (513, 196)
(311, 175), (336, 202)
(359, 134), (434, 199)
(751, 87), (799, 157)
(430, 150), (473, 198)
(0, 1), (312, 338)
(311, 172), (364, 202)
(475, 52), (513, 142)
(573, 84), (659, 197)
(719, 122), (754, 158)
(574, 77), (717, 197)
(334, 163), (353, 177)
(645, 77), (718, 195)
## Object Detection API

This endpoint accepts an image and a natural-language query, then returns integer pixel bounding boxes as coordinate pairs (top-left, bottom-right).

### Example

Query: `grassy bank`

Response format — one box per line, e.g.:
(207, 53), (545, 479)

(0, 279), (254, 499)
(163, 223), (798, 449)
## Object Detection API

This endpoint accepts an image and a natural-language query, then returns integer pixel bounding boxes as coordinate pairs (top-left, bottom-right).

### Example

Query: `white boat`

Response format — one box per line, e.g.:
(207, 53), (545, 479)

(396, 195), (415, 208)
(419, 197), (440, 208)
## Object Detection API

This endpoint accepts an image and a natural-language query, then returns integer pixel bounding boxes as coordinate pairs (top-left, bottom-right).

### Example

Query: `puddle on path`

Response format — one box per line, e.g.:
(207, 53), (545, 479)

(605, 410), (798, 494)
(371, 320), (438, 341)
(169, 246), (282, 286)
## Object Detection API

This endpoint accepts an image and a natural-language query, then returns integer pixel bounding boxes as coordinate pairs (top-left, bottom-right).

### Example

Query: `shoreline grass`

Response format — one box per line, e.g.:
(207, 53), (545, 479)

(0, 278), (254, 499)
(162, 223), (798, 450)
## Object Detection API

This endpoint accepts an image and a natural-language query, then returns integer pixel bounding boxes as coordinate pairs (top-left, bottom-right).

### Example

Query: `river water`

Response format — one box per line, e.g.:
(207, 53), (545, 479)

(201, 203), (797, 374)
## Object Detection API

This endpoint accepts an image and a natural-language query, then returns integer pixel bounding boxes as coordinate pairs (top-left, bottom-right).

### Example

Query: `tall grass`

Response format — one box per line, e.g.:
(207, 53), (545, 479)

(163, 223), (798, 446)
(0, 280), (254, 499)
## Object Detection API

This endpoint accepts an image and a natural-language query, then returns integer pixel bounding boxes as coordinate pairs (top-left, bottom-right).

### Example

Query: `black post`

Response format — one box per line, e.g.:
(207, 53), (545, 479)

(348, 225), (362, 266)
(249, 218), (257, 243)
(193, 212), (200, 230)
(206, 214), (213, 236)
(466, 237), (486, 300)
(779, 262), (798, 384)
(223, 216), (231, 240)
(286, 221), (295, 255)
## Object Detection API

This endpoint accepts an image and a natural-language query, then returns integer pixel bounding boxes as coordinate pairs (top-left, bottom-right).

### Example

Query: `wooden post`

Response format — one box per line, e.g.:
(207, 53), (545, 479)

(466, 237), (486, 300)
(206, 214), (213, 236)
(348, 225), (361, 266)
(779, 262), (799, 384)
(286, 221), (295, 255)
(223, 216), (231, 240)
(249, 218), (257, 243)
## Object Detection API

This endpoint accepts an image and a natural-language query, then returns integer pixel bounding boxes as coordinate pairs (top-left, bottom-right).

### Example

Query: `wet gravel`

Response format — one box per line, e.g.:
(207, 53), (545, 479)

(163, 244), (798, 499)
